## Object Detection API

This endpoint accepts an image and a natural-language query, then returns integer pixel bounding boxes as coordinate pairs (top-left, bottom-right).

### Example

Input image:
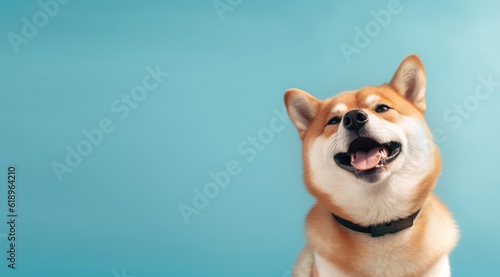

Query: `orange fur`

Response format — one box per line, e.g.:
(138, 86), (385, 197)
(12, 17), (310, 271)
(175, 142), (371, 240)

(286, 55), (458, 276)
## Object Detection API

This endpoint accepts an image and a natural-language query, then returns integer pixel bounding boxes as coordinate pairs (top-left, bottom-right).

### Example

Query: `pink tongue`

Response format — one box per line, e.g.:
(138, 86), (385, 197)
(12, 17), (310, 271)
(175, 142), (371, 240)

(351, 147), (387, 171)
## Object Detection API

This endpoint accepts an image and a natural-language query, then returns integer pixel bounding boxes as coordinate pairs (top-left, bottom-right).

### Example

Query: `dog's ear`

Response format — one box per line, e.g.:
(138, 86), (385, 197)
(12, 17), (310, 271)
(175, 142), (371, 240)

(284, 88), (321, 139)
(390, 54), (427, 112)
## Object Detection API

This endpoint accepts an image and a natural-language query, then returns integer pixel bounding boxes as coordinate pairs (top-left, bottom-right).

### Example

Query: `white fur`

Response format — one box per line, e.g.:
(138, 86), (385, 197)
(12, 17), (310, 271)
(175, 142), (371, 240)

(331, 103), (347, 114)
(292, 246), (314, 277)
(314, 251), (349, 277)
(365, 94), (379, 107)
(423, 255), (450, 277)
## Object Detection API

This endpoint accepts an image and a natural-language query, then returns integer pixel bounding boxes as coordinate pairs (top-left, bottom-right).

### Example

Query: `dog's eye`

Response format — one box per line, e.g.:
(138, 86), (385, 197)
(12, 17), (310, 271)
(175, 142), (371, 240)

(326, 116), (341, 125)
(375, 104), (391, 113)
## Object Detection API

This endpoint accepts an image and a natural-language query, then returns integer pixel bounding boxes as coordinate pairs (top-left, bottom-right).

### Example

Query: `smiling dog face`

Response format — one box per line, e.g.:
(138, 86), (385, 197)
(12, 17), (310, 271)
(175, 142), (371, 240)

(285, 55), (440, 224)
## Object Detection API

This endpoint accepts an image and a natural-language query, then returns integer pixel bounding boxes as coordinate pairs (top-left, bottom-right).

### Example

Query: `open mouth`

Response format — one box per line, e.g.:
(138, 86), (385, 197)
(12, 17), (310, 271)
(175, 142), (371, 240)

(333, 137), (401, 173)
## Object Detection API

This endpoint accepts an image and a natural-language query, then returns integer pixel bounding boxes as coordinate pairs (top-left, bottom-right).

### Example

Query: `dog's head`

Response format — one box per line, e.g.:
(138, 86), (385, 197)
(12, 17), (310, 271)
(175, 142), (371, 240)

(285, 55), (441, 224)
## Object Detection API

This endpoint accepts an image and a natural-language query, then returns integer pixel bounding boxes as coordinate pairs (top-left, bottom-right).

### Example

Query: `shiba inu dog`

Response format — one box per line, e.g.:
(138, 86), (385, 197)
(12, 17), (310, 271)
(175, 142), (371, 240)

(285, 55), (458, 277)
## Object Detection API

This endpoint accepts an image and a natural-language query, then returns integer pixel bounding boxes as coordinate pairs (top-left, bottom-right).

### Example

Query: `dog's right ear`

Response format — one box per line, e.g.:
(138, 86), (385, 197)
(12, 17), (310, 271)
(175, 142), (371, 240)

(390, 54), (427, 112)
(284, 88), (321, 139)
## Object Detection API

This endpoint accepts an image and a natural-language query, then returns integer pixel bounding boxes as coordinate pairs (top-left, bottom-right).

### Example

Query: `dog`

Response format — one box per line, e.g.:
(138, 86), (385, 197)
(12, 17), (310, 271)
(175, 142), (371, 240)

(284, 54), (458, 277)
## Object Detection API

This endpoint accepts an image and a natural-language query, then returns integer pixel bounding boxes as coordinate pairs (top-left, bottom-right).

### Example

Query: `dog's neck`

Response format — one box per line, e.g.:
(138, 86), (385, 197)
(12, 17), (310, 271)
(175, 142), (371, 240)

(306, 194), (458, 277)
(316, 174), (435, 227)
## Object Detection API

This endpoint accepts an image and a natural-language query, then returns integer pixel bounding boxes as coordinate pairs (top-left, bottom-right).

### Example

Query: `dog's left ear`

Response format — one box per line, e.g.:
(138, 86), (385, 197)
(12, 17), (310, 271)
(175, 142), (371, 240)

(390, 54), (427, 112)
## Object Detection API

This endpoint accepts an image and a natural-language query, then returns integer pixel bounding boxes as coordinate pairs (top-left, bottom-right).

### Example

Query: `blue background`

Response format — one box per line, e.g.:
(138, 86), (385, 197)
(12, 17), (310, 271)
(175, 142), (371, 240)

(1, 0), (499, 276)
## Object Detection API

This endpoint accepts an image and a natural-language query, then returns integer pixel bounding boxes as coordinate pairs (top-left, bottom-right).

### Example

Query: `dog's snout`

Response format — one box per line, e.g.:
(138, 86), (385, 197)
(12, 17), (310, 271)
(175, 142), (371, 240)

(343, 109), (368, 131)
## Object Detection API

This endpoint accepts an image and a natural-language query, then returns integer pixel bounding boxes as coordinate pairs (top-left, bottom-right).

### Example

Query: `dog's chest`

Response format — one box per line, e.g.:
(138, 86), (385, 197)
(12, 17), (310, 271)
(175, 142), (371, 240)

(315, 251), (449, 277)
(314, 236), (428, 277)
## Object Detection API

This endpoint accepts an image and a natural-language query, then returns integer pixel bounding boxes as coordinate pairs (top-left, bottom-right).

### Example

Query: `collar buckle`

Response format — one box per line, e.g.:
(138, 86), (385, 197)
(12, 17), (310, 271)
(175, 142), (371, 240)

(371, 221), (397, 237)
(371, 216), (416, 237)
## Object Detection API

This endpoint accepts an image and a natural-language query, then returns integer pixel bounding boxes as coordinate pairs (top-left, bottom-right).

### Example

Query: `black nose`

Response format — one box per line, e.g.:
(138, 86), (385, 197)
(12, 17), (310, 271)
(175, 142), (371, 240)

(343, 109), (368, 131)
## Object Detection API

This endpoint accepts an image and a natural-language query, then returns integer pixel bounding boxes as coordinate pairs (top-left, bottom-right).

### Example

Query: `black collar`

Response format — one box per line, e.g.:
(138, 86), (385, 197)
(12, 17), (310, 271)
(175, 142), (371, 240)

(331, 209), (421, 237)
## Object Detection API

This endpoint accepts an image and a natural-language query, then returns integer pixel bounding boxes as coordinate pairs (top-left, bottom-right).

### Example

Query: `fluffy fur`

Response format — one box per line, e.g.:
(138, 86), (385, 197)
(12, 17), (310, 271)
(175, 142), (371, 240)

(285, 55), (458, 277)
